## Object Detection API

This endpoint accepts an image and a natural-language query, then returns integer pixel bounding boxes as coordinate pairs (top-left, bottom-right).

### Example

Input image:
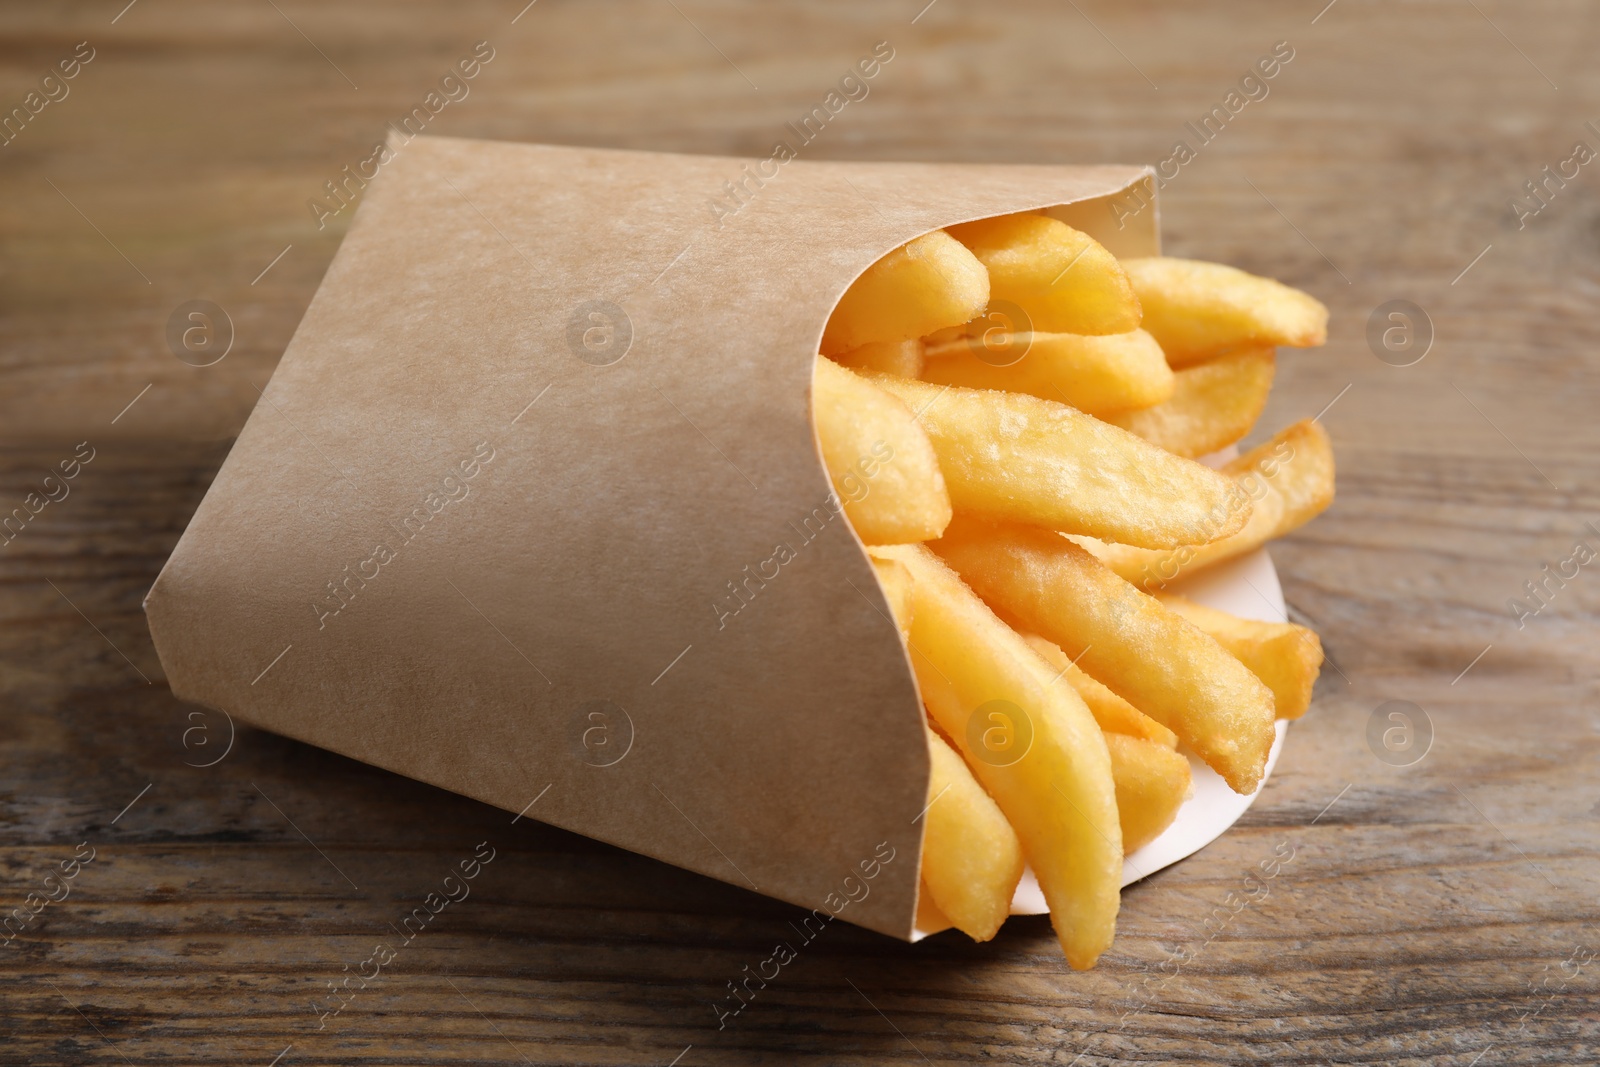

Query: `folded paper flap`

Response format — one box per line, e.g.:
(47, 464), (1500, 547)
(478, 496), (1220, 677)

(145, 137), (1157, 939)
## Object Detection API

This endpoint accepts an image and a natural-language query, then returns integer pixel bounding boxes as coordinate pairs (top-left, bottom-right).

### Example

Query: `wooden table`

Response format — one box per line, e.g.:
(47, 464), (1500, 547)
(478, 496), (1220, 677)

(3, 1), (1596, 1062)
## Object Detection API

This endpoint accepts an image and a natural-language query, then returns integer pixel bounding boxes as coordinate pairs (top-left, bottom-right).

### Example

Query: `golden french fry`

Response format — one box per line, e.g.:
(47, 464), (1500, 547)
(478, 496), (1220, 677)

(865, 374), (1251, 550)
(1020, 632), (1177, 748)
(812, 357), (952, 544)
(1105, 733), (1191, 854)
(1158, 595), (1323, 720)
(869, 543), (1121, 970)
(1241, 418), (1335, 533)
(930, 517), (1277, 794)
(916, 882), (954, 935)
(832, 339), (927, 378)
(1068, 494), (1280, 589)
(1074, 419), (1334, 590)
(921, 727), (1025, 942)
(947, 213), (1141, 335)
(871, 556), (915, 641)
(1104, 347), (1275, 458)
(1121, 257), (1328, 367)
(921, 329), (1175, 417)
(822, 230), (989, 354)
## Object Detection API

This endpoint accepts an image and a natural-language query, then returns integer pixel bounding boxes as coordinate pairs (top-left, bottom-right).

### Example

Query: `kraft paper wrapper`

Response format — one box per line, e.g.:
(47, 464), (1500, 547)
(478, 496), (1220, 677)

(145, 136), (1162, 941)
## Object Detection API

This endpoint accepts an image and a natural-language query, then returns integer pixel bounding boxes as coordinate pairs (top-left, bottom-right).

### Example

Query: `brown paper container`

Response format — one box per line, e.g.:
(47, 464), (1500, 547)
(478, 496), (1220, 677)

(144, 136), (1158, 940)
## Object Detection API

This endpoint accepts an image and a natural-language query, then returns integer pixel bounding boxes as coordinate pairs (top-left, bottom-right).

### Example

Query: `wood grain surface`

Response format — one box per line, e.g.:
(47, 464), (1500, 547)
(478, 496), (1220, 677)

(2, 1), (1597, 1063)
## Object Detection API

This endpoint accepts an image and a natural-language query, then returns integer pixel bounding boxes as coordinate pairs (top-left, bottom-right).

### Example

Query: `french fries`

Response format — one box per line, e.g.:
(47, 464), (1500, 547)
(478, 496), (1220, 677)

(1029, 632), (1192, 851)
(1020, 632), (1177, 748)
(921, 329), (1175, 417)
(879, 550), (1024, 942)
(832, 339), (927, 378)
(947, 213), (1141, 335)
(1121, 257), (1328, 367)
(871, 543), (1122, 970)
(822, 230), (989, 354)
(1247, 418), (1335, 532)
(931, 517), (1277, 794)
(806, 217), (1332, 968)
(865, 374), (1252, 550)
(871, 556), (916, 640)
(1103, 347), (1275, 458)
(812, 356), (952, 544)
(1074, 419), (1334, 589)
(916, 883), (954, 935)
(921, 727), (1025, 941)
(1104, 733), (1192, 854)
(1158, 595), (1323, 719)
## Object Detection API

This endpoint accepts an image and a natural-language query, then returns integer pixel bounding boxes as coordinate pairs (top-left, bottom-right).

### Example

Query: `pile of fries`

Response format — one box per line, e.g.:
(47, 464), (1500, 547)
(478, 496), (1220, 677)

(811, 212), (1333, 969)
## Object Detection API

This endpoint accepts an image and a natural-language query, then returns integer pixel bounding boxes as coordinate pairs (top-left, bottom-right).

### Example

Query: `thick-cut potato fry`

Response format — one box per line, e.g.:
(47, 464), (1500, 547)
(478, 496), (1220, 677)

(1020, 632), (1177, 748)
(869, 543), (1121, 970)
(865, 374), (1251, 550)
(921, 727), (1025, 941)
(1241, 418), (1335, 532)
(822, 230), (989, 354)
(833, 339), (927, 378)
(947, 213), (1141, 335)
(1121, 257), (1328, 367)
(1075, 419), (1334, 590)
(1104, 733), (1192, 854)
(1104, 348), (1275, 458)
(871, 557), (915, 641)
(921, 329), (1175, 417)
(930, 517), (1277, 794)
(812, 357), (952, 544)
(916, 882), (954, 935)
(1068, 491), (1279, 590)
(1158, 595), (1323, 719)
